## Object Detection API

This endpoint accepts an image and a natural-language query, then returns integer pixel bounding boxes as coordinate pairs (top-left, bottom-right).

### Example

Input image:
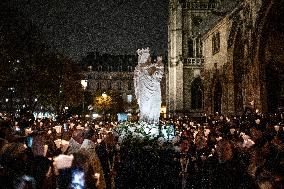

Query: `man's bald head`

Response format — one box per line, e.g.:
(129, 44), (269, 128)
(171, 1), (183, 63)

(72, 129), (84, 144)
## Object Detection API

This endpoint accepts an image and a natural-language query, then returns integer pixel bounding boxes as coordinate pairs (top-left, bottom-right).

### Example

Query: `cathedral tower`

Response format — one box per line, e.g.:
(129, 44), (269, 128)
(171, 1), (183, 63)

(167, 0), (218, 117)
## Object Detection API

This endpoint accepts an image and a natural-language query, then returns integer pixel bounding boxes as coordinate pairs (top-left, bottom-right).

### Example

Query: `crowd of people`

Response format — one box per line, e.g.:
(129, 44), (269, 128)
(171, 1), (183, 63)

(0, 114), (119, 189)
(171, 112), (283, 189)
(0, 110), (283, 189)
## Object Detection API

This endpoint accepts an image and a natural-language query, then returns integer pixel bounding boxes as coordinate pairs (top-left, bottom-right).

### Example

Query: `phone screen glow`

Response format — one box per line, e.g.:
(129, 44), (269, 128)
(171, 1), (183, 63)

(27, 137), (33, 148)
(71, 168), (85, 189)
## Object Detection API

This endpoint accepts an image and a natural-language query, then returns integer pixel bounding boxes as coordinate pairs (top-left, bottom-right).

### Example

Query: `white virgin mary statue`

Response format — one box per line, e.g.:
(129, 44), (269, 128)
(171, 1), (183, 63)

(134, 47), (164, 124)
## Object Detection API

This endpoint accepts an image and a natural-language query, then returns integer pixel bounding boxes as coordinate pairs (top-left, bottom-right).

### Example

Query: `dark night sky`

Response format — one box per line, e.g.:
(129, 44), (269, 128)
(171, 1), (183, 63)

(8, 0), (169, 59)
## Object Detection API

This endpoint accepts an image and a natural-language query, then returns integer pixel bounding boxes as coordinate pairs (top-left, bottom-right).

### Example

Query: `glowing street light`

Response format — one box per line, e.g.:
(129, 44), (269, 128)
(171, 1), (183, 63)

(81, 80), (88, 113)
(102, 92), (107, 98)
(81, 80), (88, 90)
(102, 92), (107, 124)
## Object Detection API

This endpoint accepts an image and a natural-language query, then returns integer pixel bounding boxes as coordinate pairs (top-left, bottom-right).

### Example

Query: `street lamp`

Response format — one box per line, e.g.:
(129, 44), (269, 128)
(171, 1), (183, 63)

(63, 106), (69, 124)
(81, 80), (88, 114)
(32, 98), (38, 116)
(102, 92), (107, 98)
(102, 92), (107, 124)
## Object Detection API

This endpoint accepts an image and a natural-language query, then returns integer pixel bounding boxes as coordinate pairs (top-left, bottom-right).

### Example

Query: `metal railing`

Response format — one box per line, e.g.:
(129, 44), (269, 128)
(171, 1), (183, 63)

(184, 57), (204, 66)
(185, 2), (218, 10)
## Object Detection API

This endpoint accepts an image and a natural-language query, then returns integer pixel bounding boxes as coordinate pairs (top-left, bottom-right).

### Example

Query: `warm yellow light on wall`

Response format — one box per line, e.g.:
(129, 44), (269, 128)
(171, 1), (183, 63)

(160, 106), (167, 114)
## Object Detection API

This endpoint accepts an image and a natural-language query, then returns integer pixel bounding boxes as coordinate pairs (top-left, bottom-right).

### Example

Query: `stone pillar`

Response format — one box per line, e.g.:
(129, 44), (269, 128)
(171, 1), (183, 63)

(168, 1), (184, 117)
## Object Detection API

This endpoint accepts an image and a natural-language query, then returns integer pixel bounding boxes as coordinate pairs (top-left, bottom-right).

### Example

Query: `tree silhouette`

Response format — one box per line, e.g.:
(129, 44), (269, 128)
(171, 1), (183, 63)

(0, 6), (84, 117)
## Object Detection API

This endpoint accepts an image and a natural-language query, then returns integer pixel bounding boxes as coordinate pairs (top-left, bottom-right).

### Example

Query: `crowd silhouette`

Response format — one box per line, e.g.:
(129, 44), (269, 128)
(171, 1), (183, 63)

(0, 110), (283, 189)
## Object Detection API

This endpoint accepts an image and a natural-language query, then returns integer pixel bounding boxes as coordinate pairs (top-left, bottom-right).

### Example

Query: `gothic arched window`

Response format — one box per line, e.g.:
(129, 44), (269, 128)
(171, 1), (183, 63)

(188, 38), (194, 57)
(196, 37), (202, 57)
(97, 66), (102, 72)
(191, 77), (203, 109)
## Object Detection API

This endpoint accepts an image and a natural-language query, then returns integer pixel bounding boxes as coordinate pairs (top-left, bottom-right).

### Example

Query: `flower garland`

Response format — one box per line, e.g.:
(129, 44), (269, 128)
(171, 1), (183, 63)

(114, 121), (160, 143)
(113, 121), (176, 145)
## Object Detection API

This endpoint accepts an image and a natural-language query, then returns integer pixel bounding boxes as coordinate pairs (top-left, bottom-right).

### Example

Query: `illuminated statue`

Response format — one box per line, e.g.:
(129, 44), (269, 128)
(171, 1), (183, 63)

(134, 47), (164, 124)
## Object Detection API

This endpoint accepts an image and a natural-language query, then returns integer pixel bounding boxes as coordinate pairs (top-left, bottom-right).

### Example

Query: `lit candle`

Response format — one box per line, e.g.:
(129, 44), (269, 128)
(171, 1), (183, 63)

(53, 125), (62, 133)
(44, 145), (48, 157)
(94, 173), (100, 180)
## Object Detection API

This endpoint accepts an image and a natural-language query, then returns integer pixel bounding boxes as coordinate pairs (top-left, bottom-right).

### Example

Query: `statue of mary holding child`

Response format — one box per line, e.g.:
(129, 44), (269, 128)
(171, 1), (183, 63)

(134, 47), (164, 124)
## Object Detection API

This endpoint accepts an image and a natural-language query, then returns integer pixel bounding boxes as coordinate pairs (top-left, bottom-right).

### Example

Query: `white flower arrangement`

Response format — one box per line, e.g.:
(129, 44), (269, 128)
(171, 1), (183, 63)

(157, 137), (165, 146)
(160, 124), (175, 141)
(114, 121), (162, 144)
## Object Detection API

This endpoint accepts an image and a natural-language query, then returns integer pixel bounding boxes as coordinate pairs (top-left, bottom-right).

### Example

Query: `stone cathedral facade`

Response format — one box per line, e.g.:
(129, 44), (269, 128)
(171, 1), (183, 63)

(167, 0), (284, 117)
